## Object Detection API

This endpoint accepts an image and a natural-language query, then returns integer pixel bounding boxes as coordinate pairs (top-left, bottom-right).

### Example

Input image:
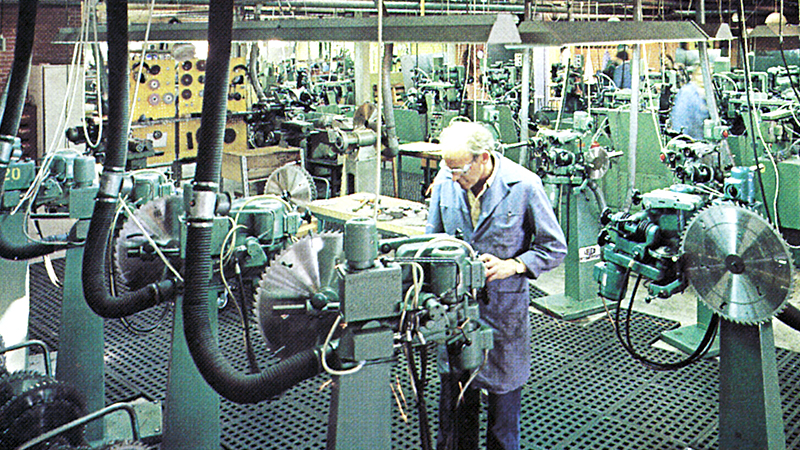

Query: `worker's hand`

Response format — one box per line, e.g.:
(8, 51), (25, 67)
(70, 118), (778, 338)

(479, 253), (519, 282)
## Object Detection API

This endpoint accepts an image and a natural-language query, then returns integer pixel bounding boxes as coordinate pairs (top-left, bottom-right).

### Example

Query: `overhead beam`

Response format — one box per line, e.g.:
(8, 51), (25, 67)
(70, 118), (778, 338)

(55, 14), (520, 44)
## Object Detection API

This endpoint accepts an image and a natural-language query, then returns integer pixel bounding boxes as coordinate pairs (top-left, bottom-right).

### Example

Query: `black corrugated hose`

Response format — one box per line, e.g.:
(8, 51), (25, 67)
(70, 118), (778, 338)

(182, 0), (322, 404)
(0, 0), (37, 138)
(81, 0), (176, 318)
(0, 0), (72, 260)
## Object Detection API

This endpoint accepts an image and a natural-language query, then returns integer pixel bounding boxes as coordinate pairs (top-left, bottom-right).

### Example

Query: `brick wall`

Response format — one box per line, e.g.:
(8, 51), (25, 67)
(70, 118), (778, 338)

(0, 4), (82, 89)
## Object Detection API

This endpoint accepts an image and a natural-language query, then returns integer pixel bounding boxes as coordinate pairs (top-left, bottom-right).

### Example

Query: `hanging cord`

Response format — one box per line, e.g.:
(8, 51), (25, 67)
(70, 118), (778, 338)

(321, 314), (365, 376)
(107, 201), (172, 334)
(638, 44), (665, 155)
(82, 0), (103, 149)
(128, 0), (157, 127)
(217, 216), (260, 373)
(234, 255), (260, 373)
(117, 196), (184, 282)
(736, 0), (773, 224)
(455, 348), (488, 405)
(373, 0), (384, 218)
(10, 3), (92, 218)
(403, 341), (432, 450)
(554, 57), (570, 131)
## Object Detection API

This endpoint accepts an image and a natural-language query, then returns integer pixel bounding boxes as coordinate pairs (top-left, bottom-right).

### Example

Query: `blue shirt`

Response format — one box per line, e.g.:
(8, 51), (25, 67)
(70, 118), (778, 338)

(613, 61), (632, 89)
(671, 82), (709, 140)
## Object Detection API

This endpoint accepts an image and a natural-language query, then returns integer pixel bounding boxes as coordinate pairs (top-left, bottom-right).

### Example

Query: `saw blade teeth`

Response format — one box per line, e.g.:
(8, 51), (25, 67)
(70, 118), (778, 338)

(682, 202), (793, 324)
(264, 162), (317, 211)
(254, 230), (343, 359)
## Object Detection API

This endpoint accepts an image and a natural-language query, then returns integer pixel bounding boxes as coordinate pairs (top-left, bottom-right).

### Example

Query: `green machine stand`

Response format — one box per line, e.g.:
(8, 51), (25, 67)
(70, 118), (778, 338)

(56, 177), (104, 442)
(0, 213), (30, 373)
(532, 179), (608, 320)
(327, 218), (400, 450)
(719, 320), (785, 450)
(161, 292), (221, 450)
(660, 301), (720, 357)
(327, 329), (395, 450)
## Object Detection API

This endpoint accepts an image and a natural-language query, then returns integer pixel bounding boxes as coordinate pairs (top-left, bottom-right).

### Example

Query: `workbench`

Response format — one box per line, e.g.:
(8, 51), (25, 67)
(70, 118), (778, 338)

(307, 193), (428, 236)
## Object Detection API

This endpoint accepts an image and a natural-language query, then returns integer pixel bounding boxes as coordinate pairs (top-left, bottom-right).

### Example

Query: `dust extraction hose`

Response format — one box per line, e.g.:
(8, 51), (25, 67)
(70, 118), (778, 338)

(82, 0), (176, 318)
(0, 0), (72, 260)
(182, 0), (322, 404)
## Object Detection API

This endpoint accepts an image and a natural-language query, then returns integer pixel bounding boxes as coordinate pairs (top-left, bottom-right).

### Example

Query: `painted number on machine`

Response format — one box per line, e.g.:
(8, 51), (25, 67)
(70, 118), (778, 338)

(4, 167), (21, 181)
(579, 245), (601, 263)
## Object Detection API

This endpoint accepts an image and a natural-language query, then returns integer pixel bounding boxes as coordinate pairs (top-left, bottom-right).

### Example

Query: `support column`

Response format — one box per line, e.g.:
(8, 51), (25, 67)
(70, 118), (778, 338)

(0, 213), (29, 373)
(162, 292), (221, 450)
(354, 42), (371, 106)
(719, 320), (785, 450)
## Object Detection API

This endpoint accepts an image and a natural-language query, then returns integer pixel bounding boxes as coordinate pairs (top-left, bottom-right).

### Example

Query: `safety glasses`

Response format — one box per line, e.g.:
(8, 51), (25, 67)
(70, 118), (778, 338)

(444, 158), (475, 176)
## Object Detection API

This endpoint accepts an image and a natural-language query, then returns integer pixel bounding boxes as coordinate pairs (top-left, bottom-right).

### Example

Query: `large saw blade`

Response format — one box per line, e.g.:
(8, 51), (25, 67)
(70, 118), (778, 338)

(682, 203), (793, 324)
(263, 162), (317, 212)
(255, 232), (343, 358)
(115, 195), (184, 291)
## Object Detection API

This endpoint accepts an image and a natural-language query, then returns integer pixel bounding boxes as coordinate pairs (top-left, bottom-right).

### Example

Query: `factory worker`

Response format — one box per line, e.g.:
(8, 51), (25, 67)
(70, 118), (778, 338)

(426, 121), (567, 450)
(670, 65), (710, 141)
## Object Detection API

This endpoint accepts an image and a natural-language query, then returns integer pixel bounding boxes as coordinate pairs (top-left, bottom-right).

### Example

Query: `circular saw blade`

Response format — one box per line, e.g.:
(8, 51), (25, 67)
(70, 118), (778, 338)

(353, 102), (379, 132)
(263, 162), (316, 212)
(682, 203), (793, 324)
(114, 195), (184, 291)
(255, 232), (343, 358)
(584, 145), (609, 180)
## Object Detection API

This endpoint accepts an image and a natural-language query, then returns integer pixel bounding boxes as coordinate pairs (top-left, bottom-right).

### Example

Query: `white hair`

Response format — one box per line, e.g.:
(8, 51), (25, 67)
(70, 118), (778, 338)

(438, 121), (495, 159)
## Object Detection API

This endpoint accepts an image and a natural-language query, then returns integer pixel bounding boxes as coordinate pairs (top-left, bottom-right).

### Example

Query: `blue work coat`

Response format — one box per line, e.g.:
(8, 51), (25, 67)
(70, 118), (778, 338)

(427, 152), (567, 393)
(670, 82), (709, 141)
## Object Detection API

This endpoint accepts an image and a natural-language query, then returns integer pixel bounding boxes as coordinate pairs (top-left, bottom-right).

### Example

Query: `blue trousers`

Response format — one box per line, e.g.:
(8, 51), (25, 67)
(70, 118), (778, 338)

(437, 372), (522, 450)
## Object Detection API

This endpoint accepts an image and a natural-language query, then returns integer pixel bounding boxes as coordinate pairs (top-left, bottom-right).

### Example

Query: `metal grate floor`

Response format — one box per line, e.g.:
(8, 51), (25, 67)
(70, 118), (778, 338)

(26, 259), (800, 449)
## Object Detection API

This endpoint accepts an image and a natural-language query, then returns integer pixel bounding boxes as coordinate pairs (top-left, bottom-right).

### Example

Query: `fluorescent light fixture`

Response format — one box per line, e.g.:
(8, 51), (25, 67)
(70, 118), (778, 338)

(510, 20), (709, 48)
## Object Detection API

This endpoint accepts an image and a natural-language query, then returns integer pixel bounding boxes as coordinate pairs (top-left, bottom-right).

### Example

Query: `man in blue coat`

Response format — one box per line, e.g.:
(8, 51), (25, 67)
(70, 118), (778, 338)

(427, 121), (567, 450)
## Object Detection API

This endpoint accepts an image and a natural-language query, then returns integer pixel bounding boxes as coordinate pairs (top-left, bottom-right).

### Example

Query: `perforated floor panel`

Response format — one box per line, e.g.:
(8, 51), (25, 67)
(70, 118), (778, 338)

(27, 259), (800, 449)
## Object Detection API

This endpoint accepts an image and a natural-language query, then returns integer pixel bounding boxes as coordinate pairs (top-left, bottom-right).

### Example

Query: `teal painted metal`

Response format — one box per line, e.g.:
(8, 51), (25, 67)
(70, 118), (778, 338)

(327, 334), (394, 450)
(660, 301), (719, 357)
(56, 184), (104, 441)
(718, 320), (785, 450)
(162, 292), (221, 450)
(0, 213), (29, 373)
(532, 183), (607, 320)
(593, 108), (673, 210)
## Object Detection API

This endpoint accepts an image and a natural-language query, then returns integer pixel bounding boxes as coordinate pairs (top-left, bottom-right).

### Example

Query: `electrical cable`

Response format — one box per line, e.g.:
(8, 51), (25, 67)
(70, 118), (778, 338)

(107, 209), (172, 334)
(455, 348), (488, 406)
(128, 0), (157, 127)
(736, 0), (773, 225)
(234, 256), (260, 374)
(82, 0), (103, 149)
(613, 273), (719, 371)
(117, 197), (183, 282)
(403, 341), (432, 450)
(321, 314), (365, 376)
(554, 57), (571, 131)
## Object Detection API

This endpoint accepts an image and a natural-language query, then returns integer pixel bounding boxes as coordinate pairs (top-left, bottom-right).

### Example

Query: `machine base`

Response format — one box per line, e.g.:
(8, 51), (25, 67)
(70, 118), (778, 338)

(661, 323), (720, 358)
(531, 293), (613, 321)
